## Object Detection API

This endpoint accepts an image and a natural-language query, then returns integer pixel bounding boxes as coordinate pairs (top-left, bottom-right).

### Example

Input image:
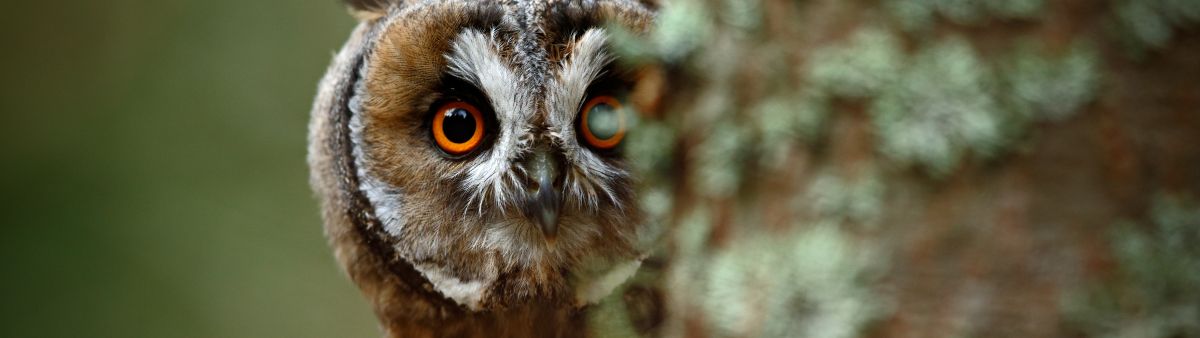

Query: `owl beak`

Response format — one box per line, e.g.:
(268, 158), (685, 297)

(523, 148), (563, 242)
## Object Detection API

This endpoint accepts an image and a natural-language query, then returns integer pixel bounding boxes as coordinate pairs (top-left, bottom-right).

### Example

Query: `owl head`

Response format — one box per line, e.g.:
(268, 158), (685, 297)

(308, 0), (657, 318)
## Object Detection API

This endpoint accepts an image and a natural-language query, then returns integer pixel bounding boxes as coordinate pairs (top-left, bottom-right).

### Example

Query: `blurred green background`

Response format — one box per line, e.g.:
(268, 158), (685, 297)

(0, 1), (377, 337)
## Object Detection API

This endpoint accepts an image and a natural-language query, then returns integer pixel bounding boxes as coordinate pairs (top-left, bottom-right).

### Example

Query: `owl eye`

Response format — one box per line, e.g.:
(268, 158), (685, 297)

(432, 101), (485, 156)
(578, 95), (626, 150)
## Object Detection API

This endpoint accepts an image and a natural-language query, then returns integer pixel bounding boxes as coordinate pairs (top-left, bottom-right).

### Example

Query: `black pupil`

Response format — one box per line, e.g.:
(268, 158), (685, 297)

(442, 108), (476, 143)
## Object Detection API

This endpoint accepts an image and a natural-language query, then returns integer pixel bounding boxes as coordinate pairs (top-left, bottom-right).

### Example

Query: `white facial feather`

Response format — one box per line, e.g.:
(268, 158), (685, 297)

(547, 28), (629, 211)
(351, 26), (639, 309)
(447, 30), (533, 214)
(349, 57), (409, 238)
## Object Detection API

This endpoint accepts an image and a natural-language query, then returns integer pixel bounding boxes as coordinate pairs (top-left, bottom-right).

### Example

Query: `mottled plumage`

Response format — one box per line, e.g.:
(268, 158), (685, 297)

(307, 0), (656, 336)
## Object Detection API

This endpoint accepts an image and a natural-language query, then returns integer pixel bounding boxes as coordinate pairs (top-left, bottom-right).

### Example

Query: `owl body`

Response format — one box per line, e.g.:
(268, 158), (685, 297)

(308, 0), (656, 336)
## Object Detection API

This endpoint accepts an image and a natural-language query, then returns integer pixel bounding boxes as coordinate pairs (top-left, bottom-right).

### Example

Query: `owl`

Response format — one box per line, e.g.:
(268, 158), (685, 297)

(307, 0), (658, 336)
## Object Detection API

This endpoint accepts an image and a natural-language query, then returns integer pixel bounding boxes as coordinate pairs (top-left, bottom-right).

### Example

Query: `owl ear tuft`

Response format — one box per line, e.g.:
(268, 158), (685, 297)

(343, 0), (396, 21)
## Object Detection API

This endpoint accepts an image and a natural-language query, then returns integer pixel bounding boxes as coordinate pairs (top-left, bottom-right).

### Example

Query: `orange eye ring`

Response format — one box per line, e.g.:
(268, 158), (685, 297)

(579, 95), (626, 150)
(432, 101), (485, 156)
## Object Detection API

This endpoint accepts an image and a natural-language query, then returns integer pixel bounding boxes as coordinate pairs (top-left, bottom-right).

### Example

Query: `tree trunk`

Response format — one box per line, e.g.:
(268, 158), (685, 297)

(593, 1), (1200, 337)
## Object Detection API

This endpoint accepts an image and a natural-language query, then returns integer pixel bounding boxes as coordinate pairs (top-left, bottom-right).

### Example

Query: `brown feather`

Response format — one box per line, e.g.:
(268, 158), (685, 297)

(310, 1), (657, 336)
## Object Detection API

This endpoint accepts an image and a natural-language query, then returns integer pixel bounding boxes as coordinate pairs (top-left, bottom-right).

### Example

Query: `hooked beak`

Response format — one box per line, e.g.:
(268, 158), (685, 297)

(522, 147), (563, 242)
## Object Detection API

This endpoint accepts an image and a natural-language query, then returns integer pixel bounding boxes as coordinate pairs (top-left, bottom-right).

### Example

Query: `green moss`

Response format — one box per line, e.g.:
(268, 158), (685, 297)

(807, 27), (904, 98)
(699, 224), (884, 338)
(660, 208), (717, 337)
(605, 0), (713, 64)
(587, 294), (643, 338)
(624, 119), (678, 180)
(938, 0), (990, 24)
(986, 0), (1043, 18)
(701, 235), (779, 337)
(802, 169), (885, 228)
(576, 256), (645, 338)
(676, 207), (716, 258)
(886, 0), (937, 32)
(605, 25), (654, 65)
(1001, 42), (1100, 122)
(694, 121), (750, 198)
(718, 0), (762, 34)
(586, 263), (669, 338)
(651, 0), (713, 63)
(1117, 1), (1174, 50)
(753, 90), (829, 168)
(636, 187), (672, 250)
(1113, 0), (1200, 53)
(623, 116), (677, 251)
(871, 37), (1006, 177)
(660, 208), (886, 338)
(886, 0), (1043, 31)
(865, 37), (1099, 177)
(1064, 194), (1200, 338)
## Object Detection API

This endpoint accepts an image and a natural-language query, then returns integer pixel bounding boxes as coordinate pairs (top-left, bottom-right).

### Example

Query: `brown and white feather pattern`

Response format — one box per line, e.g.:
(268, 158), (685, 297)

(309, 0), (656, 336)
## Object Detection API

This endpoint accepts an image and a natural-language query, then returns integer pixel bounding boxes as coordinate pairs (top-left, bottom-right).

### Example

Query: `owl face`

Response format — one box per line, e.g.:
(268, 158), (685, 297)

(318, 0), (656, 311)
